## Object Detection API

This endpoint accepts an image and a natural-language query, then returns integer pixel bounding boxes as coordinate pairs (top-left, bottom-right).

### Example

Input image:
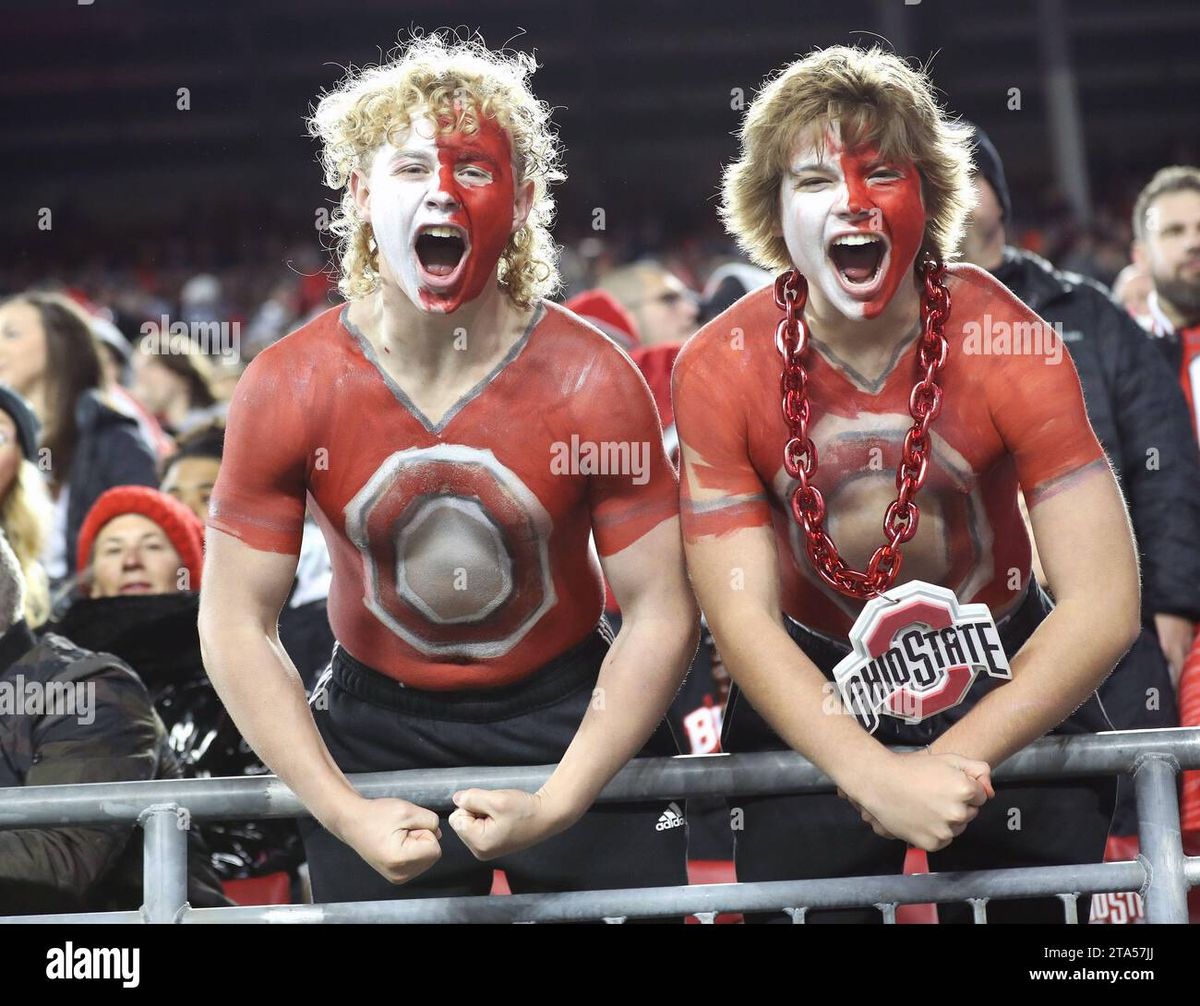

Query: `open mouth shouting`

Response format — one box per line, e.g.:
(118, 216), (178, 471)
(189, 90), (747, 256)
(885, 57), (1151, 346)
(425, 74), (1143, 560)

(827, 231), (892, 299)
(413, 223), (471, 289)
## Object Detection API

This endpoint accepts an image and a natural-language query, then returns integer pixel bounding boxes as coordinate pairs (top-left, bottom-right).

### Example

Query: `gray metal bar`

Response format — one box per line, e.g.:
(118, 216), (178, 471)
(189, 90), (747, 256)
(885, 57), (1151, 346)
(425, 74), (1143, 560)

(985, 728), (1200, 781)
(139, 804), (189, 925)
(0, 774), (301, 828)
(1186, 856), (1200, 887)
(1134, 754), (1189, 923)
(1057, 892), (1079, 924)
(1, 731), (1193, 925)
(0, 911), (142, 925)
(170, 861), (1147, 924)
(3, 728), (1198, 828)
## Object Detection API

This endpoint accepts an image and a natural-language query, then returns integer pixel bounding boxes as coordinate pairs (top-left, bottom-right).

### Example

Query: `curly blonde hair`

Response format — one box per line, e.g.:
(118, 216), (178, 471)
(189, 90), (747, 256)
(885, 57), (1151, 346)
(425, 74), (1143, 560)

(308, 30), (565, 307)
(721, 45), (975, 271)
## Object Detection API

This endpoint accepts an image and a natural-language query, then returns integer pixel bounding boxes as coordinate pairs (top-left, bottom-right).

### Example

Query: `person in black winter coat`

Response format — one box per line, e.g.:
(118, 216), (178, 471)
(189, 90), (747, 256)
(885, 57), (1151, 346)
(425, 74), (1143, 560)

(963, 127), (1200, 834)
(50, 484), (305, 882)
(0, 528), (231, 916)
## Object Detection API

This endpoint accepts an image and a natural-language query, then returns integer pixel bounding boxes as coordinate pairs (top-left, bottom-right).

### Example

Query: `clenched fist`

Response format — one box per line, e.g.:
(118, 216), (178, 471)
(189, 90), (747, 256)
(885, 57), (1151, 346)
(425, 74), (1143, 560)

(448, 788), (569, 861)
(846, 749), (994, 851)
(340, 797), (443, 885)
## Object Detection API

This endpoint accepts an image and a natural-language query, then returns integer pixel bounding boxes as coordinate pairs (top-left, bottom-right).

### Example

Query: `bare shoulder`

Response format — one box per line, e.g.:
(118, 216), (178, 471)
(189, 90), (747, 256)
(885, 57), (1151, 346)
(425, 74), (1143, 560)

(269, 303), (344, 354)
(674, 284), (776, 390)
(542, 299), (630, 354)
(541, 299), (649, 389)
(945, 261), (1041, 322)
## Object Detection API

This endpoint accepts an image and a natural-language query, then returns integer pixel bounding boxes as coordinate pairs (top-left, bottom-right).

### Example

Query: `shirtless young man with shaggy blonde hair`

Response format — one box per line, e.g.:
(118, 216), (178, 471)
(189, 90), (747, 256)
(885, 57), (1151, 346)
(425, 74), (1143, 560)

(673, 45), (1138, 923)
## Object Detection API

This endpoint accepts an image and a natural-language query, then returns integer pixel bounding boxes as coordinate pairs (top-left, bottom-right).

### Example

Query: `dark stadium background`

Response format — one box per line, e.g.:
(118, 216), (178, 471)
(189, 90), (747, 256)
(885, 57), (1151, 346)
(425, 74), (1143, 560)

(3, 0), (1198, 306)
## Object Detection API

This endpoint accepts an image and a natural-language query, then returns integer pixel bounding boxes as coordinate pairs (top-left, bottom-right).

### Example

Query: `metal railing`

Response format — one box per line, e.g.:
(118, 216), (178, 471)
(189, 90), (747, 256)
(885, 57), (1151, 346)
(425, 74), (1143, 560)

(1, 727), (1197, 923)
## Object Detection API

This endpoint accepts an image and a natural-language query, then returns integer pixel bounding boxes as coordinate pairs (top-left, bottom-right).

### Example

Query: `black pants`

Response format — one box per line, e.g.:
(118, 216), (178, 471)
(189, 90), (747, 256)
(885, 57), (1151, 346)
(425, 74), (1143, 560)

(299, 624), (688, 910)
(723, 584), (1118, 924)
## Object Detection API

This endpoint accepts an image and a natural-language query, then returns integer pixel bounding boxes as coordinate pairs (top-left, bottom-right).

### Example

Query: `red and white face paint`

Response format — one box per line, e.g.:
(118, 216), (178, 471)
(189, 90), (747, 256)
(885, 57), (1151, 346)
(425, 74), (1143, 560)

(367, 110), (516, 314)
(779, 120), (925, 320)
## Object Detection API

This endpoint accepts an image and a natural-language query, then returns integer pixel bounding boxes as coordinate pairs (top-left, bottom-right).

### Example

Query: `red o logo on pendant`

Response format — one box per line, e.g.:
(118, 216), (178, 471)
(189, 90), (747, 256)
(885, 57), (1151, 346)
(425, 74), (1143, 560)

(861, 597), (974, 721)
(832, 581), (1011, 733)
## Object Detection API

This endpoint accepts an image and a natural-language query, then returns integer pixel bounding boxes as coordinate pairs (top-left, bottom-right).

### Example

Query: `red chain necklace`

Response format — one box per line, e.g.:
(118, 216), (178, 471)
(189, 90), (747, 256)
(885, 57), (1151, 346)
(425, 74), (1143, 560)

(775, 252), (952, 600)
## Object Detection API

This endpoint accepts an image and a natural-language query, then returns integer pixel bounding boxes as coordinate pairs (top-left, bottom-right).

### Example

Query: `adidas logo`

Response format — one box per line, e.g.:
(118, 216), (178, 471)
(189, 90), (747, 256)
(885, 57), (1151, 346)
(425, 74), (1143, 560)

(656, 802), (685, 831)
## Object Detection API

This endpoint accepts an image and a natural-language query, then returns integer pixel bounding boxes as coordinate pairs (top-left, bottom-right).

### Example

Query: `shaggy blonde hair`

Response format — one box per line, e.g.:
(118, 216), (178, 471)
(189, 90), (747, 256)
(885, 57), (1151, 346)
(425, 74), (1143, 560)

(1, 460), (52, 627)
(721, 45), (975, 271)
(308, 31), (565, 307)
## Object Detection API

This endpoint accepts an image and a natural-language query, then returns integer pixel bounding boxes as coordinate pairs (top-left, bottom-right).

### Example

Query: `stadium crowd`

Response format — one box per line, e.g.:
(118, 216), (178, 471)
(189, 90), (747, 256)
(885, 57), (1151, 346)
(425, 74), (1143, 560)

(1, 139), (1198, 922)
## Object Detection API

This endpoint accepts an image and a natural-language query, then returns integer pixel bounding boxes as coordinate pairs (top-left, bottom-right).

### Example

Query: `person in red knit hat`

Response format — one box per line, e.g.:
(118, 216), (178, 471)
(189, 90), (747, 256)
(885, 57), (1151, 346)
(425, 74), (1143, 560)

(57, 483), (305, 887)
(75, 485), (204, 598)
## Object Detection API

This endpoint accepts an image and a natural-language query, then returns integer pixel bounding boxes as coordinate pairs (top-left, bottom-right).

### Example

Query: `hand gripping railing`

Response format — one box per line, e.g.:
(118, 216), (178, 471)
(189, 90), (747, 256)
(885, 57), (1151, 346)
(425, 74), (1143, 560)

(1, 727), (1197, 923)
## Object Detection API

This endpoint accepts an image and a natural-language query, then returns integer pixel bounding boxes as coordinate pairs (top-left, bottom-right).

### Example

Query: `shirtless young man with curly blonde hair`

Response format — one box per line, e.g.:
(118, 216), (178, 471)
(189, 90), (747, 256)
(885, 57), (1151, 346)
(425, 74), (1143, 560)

(200, 33), (696, 905)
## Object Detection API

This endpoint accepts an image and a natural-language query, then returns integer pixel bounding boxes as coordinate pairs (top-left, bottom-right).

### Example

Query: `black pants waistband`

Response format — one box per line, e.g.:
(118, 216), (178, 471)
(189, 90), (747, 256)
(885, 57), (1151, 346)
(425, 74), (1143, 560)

(327, 622), (613, 722)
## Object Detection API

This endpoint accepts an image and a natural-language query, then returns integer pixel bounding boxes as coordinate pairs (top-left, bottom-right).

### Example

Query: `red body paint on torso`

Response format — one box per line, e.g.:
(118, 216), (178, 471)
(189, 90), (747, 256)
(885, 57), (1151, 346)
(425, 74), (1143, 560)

(672, 264), (1105, 637)
(208, 302), (676, 688)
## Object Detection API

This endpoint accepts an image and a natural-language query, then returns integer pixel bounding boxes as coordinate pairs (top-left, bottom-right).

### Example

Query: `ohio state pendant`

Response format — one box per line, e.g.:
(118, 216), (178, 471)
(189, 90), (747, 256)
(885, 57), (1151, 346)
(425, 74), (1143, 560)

(832, 580), (1011, 735)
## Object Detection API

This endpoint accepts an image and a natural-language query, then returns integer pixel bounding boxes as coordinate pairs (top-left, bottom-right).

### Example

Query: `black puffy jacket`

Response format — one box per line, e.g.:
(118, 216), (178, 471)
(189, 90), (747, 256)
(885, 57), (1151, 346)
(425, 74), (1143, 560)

(993, 247), (1200, 623)
(49, 592), (304, 880)
(0, 620), (231, 915)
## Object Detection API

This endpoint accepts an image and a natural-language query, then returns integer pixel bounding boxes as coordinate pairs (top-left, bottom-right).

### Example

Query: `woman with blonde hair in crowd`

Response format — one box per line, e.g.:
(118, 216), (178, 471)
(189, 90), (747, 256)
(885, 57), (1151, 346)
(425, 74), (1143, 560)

(0, 291), (158, 590)
(0, 385), (52, 627)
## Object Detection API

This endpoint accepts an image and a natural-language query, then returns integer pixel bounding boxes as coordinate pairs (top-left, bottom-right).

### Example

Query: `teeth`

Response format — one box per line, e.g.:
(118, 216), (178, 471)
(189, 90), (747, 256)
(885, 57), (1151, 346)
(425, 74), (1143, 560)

(423, 226), (460, 238)
(832, 233), (882, 247)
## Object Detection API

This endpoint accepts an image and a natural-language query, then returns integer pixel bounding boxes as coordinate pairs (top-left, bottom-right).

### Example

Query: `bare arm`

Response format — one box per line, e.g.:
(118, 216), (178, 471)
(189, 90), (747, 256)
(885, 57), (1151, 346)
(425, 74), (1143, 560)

(669, 334), (989, 850)
(198, 529), (362, 834)
(540, 518), (699, 818)
(449, 341), (698, 859)
(941, 284), (1143, 764)
(199, 528), (440, 883)
(930, 462), (1141, 765)
(680, 449), (993, 851)
(679, 478), (893, 795)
